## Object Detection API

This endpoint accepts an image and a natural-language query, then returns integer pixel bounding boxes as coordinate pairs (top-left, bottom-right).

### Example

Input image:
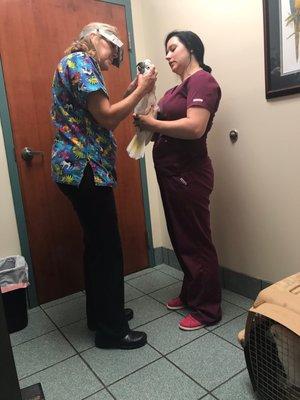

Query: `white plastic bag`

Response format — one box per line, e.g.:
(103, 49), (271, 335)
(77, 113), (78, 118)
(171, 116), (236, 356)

(0, 256), (29, 293)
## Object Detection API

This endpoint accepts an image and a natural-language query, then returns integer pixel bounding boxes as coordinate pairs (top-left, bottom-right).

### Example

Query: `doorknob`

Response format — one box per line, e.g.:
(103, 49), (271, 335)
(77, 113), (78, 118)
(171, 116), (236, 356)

(229, 129), (238, 143)
(21, 147), (44, 161)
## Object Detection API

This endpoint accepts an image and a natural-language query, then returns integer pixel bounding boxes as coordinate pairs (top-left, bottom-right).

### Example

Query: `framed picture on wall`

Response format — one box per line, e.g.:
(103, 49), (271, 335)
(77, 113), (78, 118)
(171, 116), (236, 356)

(263, 0), (300, 98)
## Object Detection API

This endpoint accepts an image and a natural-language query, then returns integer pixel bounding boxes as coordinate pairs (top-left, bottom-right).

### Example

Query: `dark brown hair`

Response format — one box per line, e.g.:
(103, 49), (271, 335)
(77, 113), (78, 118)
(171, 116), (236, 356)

(165, 30), (212, 73)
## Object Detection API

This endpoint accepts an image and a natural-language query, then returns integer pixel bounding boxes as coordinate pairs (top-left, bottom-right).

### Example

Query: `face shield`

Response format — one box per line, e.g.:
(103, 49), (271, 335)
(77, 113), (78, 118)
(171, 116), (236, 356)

(80, 27), (124, 67)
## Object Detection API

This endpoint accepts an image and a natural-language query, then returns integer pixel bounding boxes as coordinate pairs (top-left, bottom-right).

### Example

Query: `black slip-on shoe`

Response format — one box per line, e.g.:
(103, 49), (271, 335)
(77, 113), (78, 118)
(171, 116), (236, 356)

(95, 330), (147, 350)
(87, 308), (134, 331)
(124, 308), (134, 321)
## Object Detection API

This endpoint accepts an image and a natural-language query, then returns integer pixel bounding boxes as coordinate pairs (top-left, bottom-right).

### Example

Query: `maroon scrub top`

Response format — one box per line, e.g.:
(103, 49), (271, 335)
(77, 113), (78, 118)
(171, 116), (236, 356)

(153, 70), (221, 175)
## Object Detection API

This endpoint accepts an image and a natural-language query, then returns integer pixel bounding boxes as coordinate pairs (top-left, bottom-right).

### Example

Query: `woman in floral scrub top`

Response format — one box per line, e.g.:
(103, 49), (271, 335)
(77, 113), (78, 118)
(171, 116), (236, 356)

(51, 22), (156, 349)
(134, 31), (222, 330)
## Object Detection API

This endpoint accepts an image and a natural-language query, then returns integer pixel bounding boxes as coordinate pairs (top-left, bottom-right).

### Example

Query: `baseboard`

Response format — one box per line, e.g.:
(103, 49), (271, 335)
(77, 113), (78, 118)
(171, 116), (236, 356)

(154, 247), (272, 300)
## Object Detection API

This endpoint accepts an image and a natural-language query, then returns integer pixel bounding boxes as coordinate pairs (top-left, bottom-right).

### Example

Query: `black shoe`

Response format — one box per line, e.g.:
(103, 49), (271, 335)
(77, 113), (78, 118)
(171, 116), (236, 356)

(95, 330), (147, 350)
(88, 308), (134, 331)
(125, 308), (134, 321)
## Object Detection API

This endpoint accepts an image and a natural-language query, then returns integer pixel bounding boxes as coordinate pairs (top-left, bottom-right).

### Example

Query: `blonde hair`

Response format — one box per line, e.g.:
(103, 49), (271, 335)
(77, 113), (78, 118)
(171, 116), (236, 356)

(64, 22), (119, 57)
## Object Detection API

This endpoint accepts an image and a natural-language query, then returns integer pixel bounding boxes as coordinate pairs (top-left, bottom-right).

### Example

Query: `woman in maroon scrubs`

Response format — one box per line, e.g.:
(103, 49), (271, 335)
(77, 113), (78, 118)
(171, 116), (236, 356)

(134, 30), (222, 330)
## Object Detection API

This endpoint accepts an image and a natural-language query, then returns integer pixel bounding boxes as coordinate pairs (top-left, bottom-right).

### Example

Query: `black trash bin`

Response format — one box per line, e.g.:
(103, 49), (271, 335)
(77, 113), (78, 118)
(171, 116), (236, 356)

(0, 256), (29, 333)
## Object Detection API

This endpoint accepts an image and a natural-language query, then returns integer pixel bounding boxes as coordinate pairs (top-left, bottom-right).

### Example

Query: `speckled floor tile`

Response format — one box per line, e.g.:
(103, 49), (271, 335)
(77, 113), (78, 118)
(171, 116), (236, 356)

(212, 369), (256, 400)
(10, 307), (56, 346)
(61, 318), (94, 352)
(167, 333), (245, 391)
(13, 330), (76, 379)
(126, 295), (170, 328)
(43, 295), (86, 327)
(222, 289), (253, 311)
(85, 389), (115, 399)
(40, 292), (84, 310)
(81, 344), (161, 385)
(149, 281), (183, 305)
(124, 283), (144, 302)
(142, 313), (207, 354)
(155, 264), (184, 280)
(109, 358), (207, 400)
(124, 268), (154, 281)
(19, 355), (102, 400)
(127, 270), (178, 294)
(212, 314), (248, 348)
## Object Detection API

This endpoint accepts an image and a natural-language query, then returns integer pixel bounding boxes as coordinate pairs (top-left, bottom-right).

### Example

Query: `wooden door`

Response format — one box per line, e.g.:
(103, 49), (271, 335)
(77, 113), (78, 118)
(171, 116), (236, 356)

(0, 0), (149, 304)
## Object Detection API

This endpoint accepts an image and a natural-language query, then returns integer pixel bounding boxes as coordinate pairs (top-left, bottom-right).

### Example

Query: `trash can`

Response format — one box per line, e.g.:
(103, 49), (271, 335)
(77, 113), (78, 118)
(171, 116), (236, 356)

(0, 256), (29, 333)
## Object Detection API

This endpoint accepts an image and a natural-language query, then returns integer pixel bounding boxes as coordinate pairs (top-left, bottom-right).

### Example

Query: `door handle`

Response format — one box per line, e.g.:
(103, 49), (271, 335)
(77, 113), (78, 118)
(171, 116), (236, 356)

(21, 147), (44, 161)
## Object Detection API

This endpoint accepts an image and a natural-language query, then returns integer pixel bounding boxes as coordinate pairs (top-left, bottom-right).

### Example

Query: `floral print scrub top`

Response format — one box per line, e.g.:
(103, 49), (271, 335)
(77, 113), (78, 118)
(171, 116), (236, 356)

(51, 51), (117, 187)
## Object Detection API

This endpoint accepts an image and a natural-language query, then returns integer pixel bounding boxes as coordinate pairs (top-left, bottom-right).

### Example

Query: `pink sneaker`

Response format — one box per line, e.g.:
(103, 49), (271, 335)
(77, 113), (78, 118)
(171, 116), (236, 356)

(179, 313), (205, 331)
(166, 297), (185, 310)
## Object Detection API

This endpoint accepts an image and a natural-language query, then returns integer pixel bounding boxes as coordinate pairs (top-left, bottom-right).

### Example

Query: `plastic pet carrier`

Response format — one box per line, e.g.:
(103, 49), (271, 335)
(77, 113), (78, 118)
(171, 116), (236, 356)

(238, 273), (300, 400)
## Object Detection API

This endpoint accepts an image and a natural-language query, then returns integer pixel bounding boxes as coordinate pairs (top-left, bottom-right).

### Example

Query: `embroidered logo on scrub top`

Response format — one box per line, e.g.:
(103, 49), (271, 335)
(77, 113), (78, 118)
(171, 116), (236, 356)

(193, 98), (203, 102)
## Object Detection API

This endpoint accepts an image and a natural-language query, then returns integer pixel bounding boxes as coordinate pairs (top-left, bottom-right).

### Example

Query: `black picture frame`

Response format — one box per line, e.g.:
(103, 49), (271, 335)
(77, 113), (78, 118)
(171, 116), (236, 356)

(263, 0), (300, 99)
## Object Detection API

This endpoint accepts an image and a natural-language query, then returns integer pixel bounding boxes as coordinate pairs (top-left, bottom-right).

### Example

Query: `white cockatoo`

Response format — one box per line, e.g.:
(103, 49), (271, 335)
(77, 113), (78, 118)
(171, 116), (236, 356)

(127, 59), (157, 160)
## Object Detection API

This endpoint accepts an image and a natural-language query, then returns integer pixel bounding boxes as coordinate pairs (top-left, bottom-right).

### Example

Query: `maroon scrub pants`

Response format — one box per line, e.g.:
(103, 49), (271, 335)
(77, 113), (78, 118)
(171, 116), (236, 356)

(155, 156), (222, 324)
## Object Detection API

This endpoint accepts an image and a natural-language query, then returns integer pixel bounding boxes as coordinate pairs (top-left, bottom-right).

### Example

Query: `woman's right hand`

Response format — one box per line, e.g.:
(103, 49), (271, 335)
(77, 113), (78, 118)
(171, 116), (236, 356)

(137, 67), (157, 95)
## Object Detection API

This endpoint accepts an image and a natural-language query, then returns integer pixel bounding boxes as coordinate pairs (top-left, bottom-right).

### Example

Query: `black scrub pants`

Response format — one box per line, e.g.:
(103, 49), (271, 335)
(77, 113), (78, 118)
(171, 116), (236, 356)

(57, 164), (129, 341)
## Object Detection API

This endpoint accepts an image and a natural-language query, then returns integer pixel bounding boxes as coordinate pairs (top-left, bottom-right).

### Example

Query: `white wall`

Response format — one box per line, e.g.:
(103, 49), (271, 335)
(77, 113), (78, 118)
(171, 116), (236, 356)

(131, 0), (300, 282)
(1, 0), (299, 282)
(0, 121), (21, 257)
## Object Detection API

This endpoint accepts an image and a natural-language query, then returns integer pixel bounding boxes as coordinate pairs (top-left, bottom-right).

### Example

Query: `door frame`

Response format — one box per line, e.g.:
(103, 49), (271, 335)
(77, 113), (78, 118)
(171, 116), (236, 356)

(0, 0), (154, 308)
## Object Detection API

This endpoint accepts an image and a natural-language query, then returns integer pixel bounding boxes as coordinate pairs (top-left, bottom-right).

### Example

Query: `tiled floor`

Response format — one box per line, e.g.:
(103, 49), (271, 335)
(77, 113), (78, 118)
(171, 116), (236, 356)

(11, 264), (257, 400)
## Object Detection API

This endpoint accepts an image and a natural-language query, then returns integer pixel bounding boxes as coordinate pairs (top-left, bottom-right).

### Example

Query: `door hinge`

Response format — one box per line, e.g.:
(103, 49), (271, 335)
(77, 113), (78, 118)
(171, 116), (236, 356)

(12, 146), (17, 162)
(128, 31), (132, 52)
(145, 231), (150, 249)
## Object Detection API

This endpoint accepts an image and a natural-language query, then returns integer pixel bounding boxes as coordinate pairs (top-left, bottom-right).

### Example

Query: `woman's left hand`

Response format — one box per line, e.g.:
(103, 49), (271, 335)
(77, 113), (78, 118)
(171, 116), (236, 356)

(133, 107), (158, 132)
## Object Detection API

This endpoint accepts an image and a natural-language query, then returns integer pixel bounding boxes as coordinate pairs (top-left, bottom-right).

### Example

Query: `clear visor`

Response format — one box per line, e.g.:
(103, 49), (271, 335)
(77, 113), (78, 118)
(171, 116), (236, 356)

(79, 27), (124, 67)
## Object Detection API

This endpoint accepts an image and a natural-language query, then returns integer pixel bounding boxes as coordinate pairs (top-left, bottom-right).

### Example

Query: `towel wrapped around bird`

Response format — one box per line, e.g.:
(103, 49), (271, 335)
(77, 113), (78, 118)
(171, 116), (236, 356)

(127, 59), (158, 160)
